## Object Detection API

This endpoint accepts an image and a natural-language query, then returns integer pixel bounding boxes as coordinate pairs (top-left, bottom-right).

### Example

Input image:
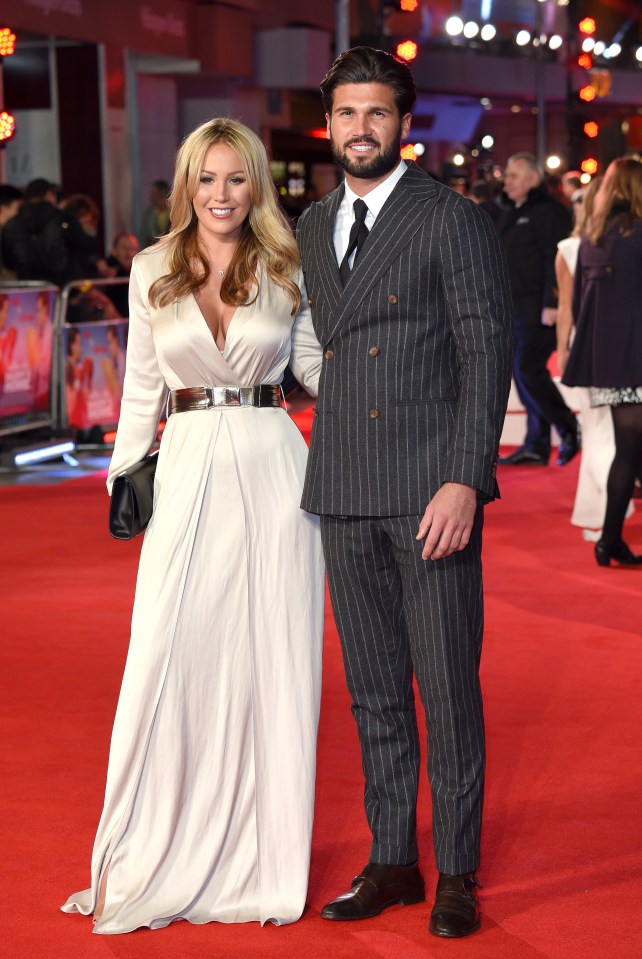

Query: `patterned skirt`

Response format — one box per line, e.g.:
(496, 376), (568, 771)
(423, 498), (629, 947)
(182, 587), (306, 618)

(590, 386), (642, 408)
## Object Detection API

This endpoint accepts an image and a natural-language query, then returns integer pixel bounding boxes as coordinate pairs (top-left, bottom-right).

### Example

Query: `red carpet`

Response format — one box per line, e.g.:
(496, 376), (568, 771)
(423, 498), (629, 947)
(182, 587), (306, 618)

(2, 432), (642, 959)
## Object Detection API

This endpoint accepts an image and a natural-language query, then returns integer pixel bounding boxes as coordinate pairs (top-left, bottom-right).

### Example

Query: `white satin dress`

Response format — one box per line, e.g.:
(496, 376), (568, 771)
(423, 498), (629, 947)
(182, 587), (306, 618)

(62, 245), (325, 933)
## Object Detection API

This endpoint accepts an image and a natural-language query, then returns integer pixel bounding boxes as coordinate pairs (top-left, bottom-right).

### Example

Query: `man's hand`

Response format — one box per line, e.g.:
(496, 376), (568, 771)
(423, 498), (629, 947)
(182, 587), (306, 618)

(541, 307), (557, 327)
(416, 482), (477, 560)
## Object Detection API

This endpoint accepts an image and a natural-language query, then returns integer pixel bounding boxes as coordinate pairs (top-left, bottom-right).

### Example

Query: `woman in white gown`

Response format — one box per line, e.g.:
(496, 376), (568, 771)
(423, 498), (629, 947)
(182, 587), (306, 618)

(62, 118), (325, 933)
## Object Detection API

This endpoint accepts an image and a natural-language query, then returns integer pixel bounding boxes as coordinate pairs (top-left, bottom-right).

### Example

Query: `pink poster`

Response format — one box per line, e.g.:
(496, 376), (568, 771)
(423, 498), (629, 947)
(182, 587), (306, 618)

(0, 288), (55, 425)
(63, 320), (127, 431)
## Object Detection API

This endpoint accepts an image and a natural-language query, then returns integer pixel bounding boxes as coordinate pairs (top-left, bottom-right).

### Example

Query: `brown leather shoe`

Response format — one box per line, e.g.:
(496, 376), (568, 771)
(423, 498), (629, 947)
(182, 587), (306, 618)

(428, 872), (481, 938)
(320, 862), (425, 920)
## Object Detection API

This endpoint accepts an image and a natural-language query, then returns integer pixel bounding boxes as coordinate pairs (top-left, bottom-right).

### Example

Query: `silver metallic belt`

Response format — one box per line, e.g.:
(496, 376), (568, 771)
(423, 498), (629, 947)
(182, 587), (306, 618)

(169, 385), (283, 415)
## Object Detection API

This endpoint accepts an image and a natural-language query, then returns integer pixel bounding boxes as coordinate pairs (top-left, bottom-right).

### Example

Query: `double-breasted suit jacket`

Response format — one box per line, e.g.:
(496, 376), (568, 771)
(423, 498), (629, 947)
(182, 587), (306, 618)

(297, 163), (514, 518)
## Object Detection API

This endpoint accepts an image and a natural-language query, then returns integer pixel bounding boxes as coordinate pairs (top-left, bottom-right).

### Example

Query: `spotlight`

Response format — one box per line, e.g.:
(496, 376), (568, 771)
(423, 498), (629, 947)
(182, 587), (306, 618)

(413, 142), (425, 156)
(605, 43), (621, 58)
(549, 35), (563, 51)
(480, 24), (496, 41)
(582, 37), (595, 52)
(445, 16), (464, 37)
(546, 155), (562, 170)
(480, 97), (492, 110)
(516, 30), (531, 47)
(463, 21), (479, 39)
(593, 41), (606, 56)
(452, 153), (465, 167)
(580, 172), (592, 185)
(481, 134), (494, 149)
(636, 46), (642, 62)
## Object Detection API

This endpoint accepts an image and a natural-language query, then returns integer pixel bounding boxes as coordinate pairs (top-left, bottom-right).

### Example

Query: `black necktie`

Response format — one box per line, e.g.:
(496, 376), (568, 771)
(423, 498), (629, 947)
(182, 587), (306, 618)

(340, 198), (369, 285)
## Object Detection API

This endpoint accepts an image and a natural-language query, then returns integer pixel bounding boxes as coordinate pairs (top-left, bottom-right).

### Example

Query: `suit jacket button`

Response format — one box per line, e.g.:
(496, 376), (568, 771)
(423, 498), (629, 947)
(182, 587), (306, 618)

(388, 294), (398, 304)
(369, 408), (379, 419)
(325, 349), (334, 360)
(308, 298), (314, 306)
(368, 346), (379, 357)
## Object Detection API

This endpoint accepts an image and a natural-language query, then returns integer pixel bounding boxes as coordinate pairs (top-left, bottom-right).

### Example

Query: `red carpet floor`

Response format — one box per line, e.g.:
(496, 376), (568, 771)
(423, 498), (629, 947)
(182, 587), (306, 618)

(2, 432), (642, 959)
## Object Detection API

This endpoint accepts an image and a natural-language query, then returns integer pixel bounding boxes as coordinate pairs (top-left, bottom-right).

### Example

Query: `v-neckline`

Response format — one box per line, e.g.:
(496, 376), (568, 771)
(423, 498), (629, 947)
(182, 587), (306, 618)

(191, 293), (241, 355)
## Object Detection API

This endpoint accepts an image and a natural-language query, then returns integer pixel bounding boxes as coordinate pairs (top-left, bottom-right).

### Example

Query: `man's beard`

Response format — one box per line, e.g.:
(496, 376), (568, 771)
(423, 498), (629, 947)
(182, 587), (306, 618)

(330, 128), (402, 180)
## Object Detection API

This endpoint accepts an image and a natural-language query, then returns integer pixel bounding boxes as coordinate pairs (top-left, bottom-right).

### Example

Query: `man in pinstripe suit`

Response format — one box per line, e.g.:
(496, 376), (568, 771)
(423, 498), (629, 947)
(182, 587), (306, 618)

(297, 47), (513, 938)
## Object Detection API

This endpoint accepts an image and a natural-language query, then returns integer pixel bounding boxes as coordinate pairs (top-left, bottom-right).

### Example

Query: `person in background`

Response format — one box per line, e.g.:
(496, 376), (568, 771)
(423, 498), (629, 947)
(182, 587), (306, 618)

(562, 171), (583, 206)
(468, 179), (502, 224)
(563, 157), (642, 567)
(555, 176), (633, 539)
(0, 184), (24, 280)
(498, 152), (579, 467)
(139, 179), (170, 249)
(60, 194), (110, 279)
(105, 232), (139, 316)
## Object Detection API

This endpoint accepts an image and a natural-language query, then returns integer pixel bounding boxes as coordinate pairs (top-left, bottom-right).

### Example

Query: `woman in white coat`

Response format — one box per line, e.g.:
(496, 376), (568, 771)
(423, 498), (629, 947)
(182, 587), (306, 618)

(62, 118), (325, 933)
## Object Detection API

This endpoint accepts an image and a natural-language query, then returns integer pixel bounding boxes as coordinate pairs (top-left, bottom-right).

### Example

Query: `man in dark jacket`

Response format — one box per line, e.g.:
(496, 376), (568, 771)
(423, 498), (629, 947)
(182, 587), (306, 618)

(498, 153), (579, 466)
(1, 178), (99, 287)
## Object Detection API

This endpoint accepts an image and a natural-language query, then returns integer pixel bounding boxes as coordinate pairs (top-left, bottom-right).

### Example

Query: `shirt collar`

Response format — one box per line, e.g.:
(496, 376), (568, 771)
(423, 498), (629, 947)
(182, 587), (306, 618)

(343, 160), (407, 220)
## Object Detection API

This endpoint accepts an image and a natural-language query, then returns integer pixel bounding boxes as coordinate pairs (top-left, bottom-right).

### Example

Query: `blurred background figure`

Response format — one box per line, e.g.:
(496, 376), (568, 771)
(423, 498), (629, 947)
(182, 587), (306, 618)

(139, 179), (170, 249)
(468, 179), (503, 224)
(563, 157), (642, 567)
(60, 193), (110, 279)
(497, 152), (578, 467)
(0, 185), (24, 280)
(555, 176), (633, 539)
(1, 179), (104, 287)
(105, 232), (139, 316)
(562, 171), (583, 207)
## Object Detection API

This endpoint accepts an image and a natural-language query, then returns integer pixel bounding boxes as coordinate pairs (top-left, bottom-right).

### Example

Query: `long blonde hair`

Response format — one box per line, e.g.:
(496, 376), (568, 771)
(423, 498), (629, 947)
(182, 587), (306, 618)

(588, 156), (642, 245)
(149, 118), (301, 313)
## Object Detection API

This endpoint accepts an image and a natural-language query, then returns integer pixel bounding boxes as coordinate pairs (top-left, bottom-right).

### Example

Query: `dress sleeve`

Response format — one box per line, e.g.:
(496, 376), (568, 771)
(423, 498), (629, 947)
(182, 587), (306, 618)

(289, 273), (323, 397)
(106, 258), (167, 493)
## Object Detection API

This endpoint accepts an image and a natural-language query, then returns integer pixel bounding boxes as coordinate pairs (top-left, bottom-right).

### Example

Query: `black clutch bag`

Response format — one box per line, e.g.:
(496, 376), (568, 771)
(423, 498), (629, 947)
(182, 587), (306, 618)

(109, 451), (159, 540)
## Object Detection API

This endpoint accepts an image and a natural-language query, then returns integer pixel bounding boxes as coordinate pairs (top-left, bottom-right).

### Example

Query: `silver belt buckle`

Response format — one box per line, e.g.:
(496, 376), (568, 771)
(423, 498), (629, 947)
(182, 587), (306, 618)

(223, 386), (241, 406)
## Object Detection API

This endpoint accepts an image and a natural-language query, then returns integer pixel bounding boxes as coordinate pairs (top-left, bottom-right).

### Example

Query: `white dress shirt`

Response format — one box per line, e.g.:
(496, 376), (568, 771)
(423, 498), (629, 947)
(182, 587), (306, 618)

(333, 160), (408, 269)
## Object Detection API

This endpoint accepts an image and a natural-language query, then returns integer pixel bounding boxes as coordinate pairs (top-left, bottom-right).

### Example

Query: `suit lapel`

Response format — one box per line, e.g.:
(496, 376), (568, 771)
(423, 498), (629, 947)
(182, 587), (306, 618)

(325, 165), (439, 343)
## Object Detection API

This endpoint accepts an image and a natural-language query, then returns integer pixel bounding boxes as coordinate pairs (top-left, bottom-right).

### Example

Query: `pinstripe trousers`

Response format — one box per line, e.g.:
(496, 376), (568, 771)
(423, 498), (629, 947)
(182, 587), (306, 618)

(321, 510), (485, 876)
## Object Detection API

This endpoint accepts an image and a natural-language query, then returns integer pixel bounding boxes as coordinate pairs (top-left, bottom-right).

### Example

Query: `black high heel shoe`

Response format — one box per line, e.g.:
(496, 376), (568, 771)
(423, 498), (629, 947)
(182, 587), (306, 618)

(594, 539), (642, 567)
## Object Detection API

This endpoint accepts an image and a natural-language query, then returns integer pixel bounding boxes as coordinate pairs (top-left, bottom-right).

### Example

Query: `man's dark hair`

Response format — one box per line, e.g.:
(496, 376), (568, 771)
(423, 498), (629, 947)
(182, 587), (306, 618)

(320, 46), (416, 117)
(0, 184), (23, 208)
(470, 180), (491, 202)
(25, 177), (57, 201)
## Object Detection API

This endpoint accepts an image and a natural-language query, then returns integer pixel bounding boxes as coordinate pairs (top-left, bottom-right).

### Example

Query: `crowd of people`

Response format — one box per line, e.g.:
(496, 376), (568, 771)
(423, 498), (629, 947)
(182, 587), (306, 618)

(0, 178), (168, 320)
